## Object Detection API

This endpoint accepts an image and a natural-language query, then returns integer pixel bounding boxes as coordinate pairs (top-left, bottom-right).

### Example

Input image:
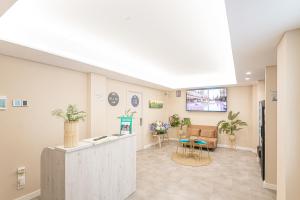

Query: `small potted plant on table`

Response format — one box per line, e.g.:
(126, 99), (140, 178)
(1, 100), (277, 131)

(150, 121), (170, 148)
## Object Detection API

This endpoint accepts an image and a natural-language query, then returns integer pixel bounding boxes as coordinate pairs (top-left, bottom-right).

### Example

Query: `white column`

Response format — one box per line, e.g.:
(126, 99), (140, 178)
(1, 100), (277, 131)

(277, 29), (300, 200)
(88, 73), (107, 137)
(265, 66), (277, 186)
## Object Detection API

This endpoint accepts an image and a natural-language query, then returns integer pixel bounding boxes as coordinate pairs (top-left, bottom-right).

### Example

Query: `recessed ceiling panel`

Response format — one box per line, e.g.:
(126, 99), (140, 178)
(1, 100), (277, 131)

(0, 0), (236, 88)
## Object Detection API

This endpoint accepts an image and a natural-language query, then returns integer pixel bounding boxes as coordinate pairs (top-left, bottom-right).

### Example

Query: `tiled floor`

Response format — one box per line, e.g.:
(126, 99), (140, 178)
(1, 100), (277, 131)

(127, 142), (276, 200)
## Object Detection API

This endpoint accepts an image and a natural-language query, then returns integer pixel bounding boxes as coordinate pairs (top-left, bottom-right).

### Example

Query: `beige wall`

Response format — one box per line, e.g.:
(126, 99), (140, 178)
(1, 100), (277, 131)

(0, 55), (168, 199)
(252, 81), (266, 152)
(88, 73), (107, 137)
(1, 54), (267, 199)
(105, 79), (168, 147)
(265, 66), (277, 185)
(0, 55), (88, 200)
(277, 29), (300, 200)
(167, 86), (258, 149)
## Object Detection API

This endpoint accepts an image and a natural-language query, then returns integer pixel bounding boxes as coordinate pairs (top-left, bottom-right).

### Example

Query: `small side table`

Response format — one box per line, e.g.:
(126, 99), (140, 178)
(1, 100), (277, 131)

(152, 132), (169, 148)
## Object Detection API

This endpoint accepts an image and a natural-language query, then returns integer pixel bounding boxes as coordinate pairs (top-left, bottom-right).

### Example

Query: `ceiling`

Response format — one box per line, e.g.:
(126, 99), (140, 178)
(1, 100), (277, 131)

(0, 0), (300, 89)
(225, 0), (300, 82)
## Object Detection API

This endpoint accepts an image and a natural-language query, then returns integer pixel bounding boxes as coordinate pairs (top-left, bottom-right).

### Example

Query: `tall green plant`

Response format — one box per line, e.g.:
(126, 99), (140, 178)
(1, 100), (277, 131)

(217, 111), (247, 135)
(180, 118), (191, 130)
(169, 114), (180, 127)
(52, 104), (87, 122)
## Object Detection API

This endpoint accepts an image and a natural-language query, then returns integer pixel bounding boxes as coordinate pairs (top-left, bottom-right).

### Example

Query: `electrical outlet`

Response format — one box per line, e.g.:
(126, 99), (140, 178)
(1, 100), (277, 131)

(17, 167), (26, 190)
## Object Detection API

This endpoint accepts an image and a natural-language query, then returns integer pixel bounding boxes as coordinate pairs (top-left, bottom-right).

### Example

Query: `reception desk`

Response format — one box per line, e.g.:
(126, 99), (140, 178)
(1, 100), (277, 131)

(41, 134), (136, 200)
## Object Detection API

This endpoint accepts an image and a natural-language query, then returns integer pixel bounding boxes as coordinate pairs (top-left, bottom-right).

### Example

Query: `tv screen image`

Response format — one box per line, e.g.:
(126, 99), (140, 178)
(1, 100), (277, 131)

(186, 88), (227, 112)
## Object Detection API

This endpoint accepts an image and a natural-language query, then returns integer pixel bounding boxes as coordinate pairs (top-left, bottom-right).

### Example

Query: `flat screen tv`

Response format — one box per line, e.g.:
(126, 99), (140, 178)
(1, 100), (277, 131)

(186, 88), (227, 112)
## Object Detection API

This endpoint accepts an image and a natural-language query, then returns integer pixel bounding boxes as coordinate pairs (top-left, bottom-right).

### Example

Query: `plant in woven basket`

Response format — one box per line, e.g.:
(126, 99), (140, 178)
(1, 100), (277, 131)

(217, 111), (247, 135)
(52, 104), (87, 122)
(52, 105), (87, 148)
(217, 111), (247, 148)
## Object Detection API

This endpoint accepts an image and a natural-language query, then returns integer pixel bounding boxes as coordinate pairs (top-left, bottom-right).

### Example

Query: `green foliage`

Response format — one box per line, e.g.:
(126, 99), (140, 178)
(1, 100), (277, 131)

(169, 114), (181, 127)
(169, 114), (191, 129)
(181, 118), (191, 129)
(118, 109), (136, 118)
(217, 111), (247, 135)
(52, 104), (87, 122)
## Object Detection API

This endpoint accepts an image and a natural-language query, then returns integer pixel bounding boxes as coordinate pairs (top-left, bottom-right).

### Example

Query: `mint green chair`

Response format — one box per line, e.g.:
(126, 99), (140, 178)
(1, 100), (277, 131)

(176, 132), (190, 155)
(194, 140), (210, 159)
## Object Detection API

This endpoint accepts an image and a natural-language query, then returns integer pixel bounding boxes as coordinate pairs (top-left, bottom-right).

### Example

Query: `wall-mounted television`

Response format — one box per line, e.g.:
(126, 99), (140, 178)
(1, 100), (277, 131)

(186, 88), (227, 112)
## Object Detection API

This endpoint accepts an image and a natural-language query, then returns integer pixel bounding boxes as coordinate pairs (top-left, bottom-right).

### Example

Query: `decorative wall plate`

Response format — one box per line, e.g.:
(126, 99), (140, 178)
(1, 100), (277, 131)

(131, 95), (139, 107)
(108, 92), (119, 106)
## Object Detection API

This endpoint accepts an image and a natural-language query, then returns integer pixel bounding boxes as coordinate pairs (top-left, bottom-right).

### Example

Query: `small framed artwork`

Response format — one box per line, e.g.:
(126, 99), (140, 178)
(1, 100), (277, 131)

(149, 100), (163, 109)
(271, 90), (277, 102)
(0, 96), (7, 110)
(22, 100), (28, 107)
(176, 90), (181, 97)
(12, 99), (23, 107)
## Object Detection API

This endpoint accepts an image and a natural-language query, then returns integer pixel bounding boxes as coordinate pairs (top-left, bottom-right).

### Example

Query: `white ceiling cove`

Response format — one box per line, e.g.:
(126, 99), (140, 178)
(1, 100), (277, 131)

(225, 0), (300, 82)
(0, 0), (236, 89)
(0, 0), (300, 89)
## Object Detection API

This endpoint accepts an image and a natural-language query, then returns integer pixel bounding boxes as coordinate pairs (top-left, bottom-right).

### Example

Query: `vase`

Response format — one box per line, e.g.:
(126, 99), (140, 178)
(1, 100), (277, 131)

(228, 134), (236, 149)
(64, 121), (79, 148)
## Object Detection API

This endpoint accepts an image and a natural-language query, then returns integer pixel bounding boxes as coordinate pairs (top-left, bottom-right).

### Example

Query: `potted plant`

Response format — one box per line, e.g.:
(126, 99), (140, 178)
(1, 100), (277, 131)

(52, 105), (87, 148)
(169, 114), (191, 135)
(150, 121), (170, 135)
(169, 114), (181, 128)
(180, 118), (191, 130)
(217, 111), (247, 148)
(118, 109), (136, 135)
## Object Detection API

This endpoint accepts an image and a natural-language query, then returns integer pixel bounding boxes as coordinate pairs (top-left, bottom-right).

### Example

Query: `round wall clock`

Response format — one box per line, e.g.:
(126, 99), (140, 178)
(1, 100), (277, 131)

(131, 95), (139, 107)
(108, 92), (119, 106)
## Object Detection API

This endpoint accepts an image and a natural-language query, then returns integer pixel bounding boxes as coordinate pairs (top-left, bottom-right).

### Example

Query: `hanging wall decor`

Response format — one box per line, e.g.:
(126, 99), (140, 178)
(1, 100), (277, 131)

(176, 90), (181, 97)
(0, 96), (7, 110)
(108, 92), (119, 106)
(131, 95), (139, 107)
(149, 100), (163, 109)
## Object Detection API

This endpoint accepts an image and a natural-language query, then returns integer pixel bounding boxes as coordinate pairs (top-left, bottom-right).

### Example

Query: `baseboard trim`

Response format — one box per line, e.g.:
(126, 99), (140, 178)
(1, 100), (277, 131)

(144, 140), (256, 154)
(143, 142), (158, 149)
(217, 144), (257, 153)
(14, 189), (40, 200)
(143, 138), (178, 149)
(263, 181), (277, 191)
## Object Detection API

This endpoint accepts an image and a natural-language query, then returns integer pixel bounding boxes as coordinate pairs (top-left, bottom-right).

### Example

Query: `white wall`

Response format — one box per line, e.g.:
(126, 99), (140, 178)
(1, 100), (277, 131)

(265, 66), (277, 185)
(277, 29), (300, 200)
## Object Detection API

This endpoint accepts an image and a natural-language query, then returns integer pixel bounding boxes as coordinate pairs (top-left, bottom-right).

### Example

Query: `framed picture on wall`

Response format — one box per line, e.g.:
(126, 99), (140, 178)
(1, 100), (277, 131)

(149, 100), (163, 109)
(0, 96), (7, 110)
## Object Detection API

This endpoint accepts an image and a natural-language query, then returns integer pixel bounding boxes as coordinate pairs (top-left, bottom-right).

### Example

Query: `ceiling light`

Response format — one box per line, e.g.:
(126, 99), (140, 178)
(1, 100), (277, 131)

(245, 71), (252, 75)
(245, 77), (251, 81)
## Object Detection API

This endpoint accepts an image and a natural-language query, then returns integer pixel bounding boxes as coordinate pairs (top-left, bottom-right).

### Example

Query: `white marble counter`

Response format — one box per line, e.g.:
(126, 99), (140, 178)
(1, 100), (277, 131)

(41, 134), (136, 200)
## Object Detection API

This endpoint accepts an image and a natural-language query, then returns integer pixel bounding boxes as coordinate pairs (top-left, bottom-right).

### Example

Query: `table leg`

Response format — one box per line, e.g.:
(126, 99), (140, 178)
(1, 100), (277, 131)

(158, 135), (161, 148)
(207, 144), (210, 159)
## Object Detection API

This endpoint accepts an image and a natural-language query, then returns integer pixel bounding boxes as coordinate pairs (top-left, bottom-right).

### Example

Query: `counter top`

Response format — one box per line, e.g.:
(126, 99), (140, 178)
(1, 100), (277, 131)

(54, 133), (135, 153)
